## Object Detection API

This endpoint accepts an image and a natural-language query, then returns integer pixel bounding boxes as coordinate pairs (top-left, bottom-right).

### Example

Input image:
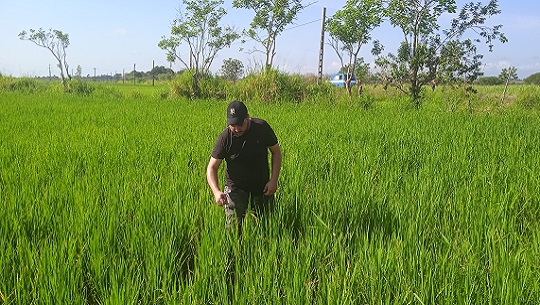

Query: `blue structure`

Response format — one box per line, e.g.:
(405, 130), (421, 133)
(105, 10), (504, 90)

(329, 73), (357, 87)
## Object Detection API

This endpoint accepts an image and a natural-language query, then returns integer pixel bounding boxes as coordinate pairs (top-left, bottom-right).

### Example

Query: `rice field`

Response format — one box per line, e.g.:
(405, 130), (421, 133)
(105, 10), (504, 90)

(1, 86), (539, 304)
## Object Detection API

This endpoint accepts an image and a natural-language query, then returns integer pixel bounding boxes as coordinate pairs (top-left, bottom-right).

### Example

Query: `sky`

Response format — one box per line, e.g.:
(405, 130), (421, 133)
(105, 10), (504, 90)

(1, 0), (539, 79)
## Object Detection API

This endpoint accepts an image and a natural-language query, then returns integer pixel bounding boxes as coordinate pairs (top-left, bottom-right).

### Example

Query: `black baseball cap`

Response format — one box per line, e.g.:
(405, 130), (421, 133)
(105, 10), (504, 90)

(227, 100), (248, 125)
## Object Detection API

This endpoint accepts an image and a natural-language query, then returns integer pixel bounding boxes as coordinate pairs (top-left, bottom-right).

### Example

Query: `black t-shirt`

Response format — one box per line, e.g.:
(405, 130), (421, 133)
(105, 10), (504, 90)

(211, 118), (278, 193)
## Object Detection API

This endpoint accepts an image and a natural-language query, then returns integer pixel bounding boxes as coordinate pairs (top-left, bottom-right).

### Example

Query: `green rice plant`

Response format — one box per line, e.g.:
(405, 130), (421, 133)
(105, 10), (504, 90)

(1, 87), (539, 304)
(515, 85), (540, 110)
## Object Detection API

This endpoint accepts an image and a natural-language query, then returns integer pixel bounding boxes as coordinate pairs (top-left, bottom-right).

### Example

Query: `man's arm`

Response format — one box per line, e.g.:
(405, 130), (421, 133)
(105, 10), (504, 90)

(206, 157), (227, 206)
(264, 143), (282, 196)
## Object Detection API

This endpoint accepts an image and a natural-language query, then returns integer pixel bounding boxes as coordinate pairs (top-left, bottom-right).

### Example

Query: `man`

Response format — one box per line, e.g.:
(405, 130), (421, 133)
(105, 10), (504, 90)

(206, 100), (282, 234)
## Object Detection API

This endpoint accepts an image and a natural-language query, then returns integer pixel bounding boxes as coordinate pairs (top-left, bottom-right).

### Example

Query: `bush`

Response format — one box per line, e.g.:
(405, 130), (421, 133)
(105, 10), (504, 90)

(65, 79), (95, 96)
(233, 69), (328, 104)
(199, 76), (228, 100)
(169, 71), (196, 98)
(0, 76), (42, 93)
(169, 72), (228, 100)
(476, 76), (504, 86)
(167, 69), (362, 104)
(524, 72), (540, 85)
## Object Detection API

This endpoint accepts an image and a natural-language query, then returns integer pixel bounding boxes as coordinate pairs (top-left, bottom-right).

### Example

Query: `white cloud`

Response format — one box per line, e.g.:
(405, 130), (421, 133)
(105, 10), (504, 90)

(483, 60), (540, 78)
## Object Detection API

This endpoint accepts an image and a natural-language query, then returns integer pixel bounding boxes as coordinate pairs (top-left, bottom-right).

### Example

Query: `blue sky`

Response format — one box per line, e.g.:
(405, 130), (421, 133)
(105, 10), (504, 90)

(1, 0), (539, 79)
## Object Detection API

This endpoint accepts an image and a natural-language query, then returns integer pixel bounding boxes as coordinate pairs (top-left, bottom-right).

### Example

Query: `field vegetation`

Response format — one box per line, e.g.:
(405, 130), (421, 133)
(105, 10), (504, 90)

(1, 74), (539, 304)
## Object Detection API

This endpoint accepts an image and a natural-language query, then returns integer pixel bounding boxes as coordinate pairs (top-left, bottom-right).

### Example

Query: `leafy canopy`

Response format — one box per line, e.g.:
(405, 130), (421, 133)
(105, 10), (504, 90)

(158, 0), (239, 97)
(374, 0), (507, 106)
(19, 28), (72, 87)
(158, 0), (239, 75)
(233, 0), (305, 71)
(326, 0), (384, 94)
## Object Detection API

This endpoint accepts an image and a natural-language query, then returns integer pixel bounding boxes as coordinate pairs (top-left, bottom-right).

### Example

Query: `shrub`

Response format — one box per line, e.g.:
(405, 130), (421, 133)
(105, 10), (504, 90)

(233, 69), (327, 104)
(0, 76), (40, 93)
(198, 75), (228, 100)
(65, 79), (95, 96)
(169, 71), (195, 99)
(169, 72), (228, 100)
(524, 72), (540, 85)
(476, 76), (504, 85)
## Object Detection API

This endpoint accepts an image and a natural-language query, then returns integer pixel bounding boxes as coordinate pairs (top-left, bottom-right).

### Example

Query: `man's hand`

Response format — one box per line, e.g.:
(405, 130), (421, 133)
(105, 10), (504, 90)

(264, 143), (281, 196)
(213, 191), (227, 206)
(263, 180), (278, 196)
(207, 157), (226, 206)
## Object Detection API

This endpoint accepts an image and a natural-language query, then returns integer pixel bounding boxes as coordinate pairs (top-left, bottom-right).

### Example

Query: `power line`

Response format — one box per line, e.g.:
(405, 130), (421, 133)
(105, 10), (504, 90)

(284, 18), (322, 32)
(229, 17), (323, 47)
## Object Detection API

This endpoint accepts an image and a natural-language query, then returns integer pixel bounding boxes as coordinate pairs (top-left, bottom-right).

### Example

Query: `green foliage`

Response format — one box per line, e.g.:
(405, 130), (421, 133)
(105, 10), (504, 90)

(159, 0), (239, 97)
(438, 39), (484, 84)
(1, 91), (540, 303)
(375, 0), (507, 106)
(232, 69), (319, 103)
(198, 75), (228, 100)
(169, 71), (228, 100)
(358, 92), (375, 109)
(232, 0), (304, 71)
(326, 0), (383, 95)
(439, 85), (480, 112)
(0, 76), (41, 93)
(340, 57), (371, 83)
(169, 71), (197, 98)
(19, 28), (72, 86)
(220, 58), (244, 81)
(65, 79), (95, 96)
(499, 66), (518, 82)
(524, 72), (540, 85)
(477, 76), (504, 86)
(516, 86), (540, 110)
(326, 0), (383, 51)
(158, 0), (239, 75)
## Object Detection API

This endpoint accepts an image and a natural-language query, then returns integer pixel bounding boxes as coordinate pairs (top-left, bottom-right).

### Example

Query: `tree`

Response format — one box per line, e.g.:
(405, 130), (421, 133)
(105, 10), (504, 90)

(158, 0), (239, 97)
(499, 66), (518, 83)
(75, 65), (83, 79)
(150, 65), (176, 81)
(374, 0), (507, 107)
(19, 28), (72, 87)
(220, 58), (244, 81)
(499, 66), (517, 105)
(150, 65), (175, 76)
(477, 76), (503, 85)
(354, 57), (371, 84)
(326, 0), (384, 95)
(339, 57), (371, 83)
(524, 72), (540, 85)
(232, 0), (305, 72)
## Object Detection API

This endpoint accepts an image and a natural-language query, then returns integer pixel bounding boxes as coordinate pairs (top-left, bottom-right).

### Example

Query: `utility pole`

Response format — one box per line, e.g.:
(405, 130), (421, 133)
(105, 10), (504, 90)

(48, 64), (52, 81)
(152, 60), (155, 86)
(133, 64), (136, 85)
(317, 7), (326, 85)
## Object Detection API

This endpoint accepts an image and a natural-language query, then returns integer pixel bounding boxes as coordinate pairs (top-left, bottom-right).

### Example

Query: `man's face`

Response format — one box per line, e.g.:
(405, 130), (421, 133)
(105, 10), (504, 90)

(228, 118), (249, 136)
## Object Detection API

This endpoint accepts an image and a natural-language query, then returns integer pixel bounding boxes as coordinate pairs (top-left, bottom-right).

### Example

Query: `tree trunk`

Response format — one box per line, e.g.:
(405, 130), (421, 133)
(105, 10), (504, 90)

(57, 60), (66, 88)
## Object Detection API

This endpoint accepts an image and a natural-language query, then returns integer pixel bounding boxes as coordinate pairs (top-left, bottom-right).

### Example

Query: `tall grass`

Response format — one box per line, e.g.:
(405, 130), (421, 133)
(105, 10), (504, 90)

(1, 87), (539, 304)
